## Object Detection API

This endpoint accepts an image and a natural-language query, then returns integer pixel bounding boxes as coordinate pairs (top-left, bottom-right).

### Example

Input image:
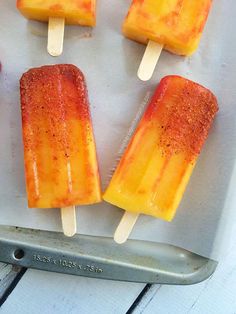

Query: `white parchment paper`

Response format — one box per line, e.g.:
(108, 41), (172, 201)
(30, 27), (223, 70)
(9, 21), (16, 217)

(0, 0), (235, 261)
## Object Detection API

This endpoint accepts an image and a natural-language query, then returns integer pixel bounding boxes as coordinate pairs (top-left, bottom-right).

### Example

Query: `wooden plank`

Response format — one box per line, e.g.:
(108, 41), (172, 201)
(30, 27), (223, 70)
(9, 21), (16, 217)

(0, 263), (14, 299)
(133, 241), (236, 314)
(0, 269), (145, 313)
(0, 262), (24, 300)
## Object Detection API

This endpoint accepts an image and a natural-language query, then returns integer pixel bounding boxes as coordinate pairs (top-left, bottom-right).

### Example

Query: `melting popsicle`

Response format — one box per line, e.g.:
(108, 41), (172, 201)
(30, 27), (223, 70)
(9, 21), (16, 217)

(123, 0), (213, 80)
(103, 75), (218, 243)
(17, 0), (96, 56)
(20, 64), (101, 236)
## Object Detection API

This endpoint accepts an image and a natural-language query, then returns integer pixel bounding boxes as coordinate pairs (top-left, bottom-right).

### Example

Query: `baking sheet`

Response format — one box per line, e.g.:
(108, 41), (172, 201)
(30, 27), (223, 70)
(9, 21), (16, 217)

(0, 0), (235, 261)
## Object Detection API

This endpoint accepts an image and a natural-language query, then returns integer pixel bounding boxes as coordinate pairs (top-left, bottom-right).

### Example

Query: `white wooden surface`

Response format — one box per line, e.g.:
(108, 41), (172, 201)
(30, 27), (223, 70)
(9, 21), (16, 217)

(0, 269), (145, 313)
(1, 241), (236, 314)
(0, 262), (23, 300)
(0, 263), (15, 299)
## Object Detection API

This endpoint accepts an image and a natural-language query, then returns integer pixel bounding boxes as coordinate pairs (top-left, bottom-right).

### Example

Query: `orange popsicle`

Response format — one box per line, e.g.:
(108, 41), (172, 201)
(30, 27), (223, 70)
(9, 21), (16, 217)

(104, 76), (218, 224)
(20, 64), (101, 209)
(17, 0), (96, 26)
(123, 0), (212, 56)
(17, 0), (96, 56)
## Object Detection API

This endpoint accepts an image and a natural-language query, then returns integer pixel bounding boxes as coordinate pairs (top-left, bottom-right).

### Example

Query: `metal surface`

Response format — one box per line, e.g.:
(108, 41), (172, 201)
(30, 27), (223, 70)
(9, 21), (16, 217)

(0, 226), (217, 284)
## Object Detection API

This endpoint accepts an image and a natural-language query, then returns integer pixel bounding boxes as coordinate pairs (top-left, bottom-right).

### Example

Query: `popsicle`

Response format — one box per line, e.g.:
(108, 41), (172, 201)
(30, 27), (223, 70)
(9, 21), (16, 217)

(123, 0), (212, 80)
(103, 75), (218, 244)
(17, 0), (96, 56)
(20, 64), (101, 236)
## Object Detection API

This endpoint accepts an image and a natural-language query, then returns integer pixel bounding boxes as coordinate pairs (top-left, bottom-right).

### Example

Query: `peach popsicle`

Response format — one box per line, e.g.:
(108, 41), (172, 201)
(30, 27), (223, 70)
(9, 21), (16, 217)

(103, 76), (218, 243)
(123, 0), (213, 80)
(17, 0), (96, 56)
(20, 64), (101, 236)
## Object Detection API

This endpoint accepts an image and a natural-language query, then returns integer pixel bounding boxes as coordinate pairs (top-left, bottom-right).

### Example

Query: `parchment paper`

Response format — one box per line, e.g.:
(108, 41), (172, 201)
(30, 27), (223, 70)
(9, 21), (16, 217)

(0, 0), (235, 261)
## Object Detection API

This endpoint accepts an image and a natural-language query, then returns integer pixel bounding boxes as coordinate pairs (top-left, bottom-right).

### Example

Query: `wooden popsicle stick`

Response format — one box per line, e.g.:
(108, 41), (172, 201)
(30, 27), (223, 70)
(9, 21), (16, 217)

(61, 206), (77, 237)
(114, 211), (139, 244)
(137, 40), (163, 81)
(47, 17), (65, 57)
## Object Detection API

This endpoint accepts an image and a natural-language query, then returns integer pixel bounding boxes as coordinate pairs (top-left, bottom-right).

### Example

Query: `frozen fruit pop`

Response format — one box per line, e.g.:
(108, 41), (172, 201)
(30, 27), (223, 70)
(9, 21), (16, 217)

(20, 64), (101, 236)
(17, 0), (96, 26)
(103, 76), (218, 243)
(123, 0), (212, 80)
(17, 0), (96, 56)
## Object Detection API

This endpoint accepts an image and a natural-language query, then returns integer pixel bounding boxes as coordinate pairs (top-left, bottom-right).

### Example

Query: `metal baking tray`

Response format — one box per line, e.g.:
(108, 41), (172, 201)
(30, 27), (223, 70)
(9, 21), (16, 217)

(0, 226), (217, 284)
(1, 0), (230, 284)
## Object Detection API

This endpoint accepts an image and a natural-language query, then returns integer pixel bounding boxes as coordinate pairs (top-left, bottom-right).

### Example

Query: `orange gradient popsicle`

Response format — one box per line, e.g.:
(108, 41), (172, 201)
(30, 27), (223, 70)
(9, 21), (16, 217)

(20, 64), (101, 209)
(123, 0), (212, 55)
(103, 76), (218, 221)
(17, 0), (96, 26)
